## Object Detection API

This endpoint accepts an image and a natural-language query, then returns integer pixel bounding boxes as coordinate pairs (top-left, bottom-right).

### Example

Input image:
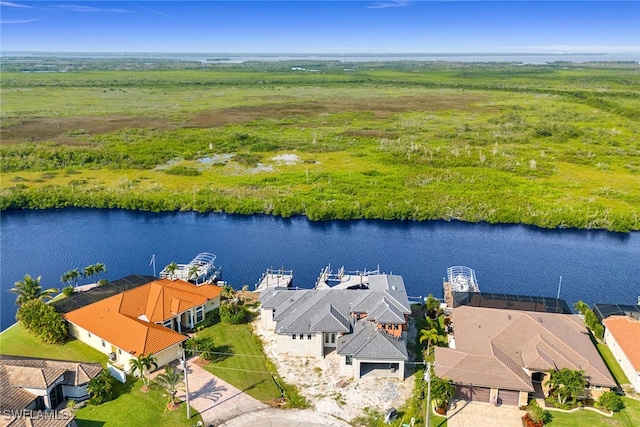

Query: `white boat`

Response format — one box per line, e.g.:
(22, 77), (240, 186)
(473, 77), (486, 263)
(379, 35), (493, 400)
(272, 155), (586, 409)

(159, 252), (220, 285)
(315, 264), (380, 290)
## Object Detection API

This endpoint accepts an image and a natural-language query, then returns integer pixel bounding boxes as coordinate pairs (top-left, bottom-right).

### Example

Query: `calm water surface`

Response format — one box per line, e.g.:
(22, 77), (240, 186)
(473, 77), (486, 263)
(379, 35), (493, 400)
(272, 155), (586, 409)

(1, 209), (639, 331)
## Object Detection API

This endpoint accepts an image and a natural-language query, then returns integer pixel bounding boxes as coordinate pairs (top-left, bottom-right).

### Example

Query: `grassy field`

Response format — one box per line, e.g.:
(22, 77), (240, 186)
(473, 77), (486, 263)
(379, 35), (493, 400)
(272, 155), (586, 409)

(0, 323), (107, 364)
(546, 397), (640, 427)
(1, 61), (639, 231)
(194, 320), (282, 402)
(74, 377), (202, 427)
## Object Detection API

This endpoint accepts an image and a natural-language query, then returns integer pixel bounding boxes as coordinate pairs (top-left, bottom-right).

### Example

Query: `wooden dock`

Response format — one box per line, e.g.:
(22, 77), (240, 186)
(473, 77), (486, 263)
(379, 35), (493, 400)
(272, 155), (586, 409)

(254, 267), (293, 292)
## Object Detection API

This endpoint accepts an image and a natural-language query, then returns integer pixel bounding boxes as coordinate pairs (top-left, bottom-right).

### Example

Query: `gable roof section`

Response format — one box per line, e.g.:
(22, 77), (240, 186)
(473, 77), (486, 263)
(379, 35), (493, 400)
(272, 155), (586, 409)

(367, 297), (406, 324)
(337, 320), (407, 361)
(441, 306), (615, 389)
(603, 316), (640, 372)
(435, 347), (534, 392)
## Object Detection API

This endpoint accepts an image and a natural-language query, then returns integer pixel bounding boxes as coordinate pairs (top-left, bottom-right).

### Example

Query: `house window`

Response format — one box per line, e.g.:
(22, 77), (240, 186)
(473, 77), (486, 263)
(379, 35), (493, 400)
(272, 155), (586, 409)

(346, 355), (353, 366)
(101, 340), (105, 347)
(164, 319), (173, 329)
(118, 349), (122, 355)
(292, 334), (296, 339)
(195, 306), (204, 323)
(393, 324), (399, 330)
(300, 334), (304, 340)
(307, 334), (312, 340)
(88, 332), (92, 338)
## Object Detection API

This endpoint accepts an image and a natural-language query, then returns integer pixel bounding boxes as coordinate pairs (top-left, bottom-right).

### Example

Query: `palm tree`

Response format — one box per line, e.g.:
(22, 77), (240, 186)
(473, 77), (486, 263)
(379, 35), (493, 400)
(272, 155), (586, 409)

(68, 268), (80, 287)
(573, 301), (589, 316)
(419, 327), (440, 356)
(154, 365), (185, 409)
(94, 263), (107, 280)
(425, 294), (441, 319)
(188, 264), (199, 284)
(83, 264), (96, 283)
(185, 335), (215, 361)
(61, 271), (71, 287)
(87, 369), (117, 404)
(129, 353), (158, 392)
(9, 274), (59, 306)
(545, 368), (587, 405)
(221, 284), (235, 301)
(431, 376), (456, 412)
(165, 262), (178, 280)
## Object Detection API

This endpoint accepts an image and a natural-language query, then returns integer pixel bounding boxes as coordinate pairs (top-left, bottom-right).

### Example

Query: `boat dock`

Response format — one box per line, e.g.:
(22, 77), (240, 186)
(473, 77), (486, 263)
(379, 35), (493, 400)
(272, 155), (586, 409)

(315, 264), (380, 289)
(255, 267), (293, 292)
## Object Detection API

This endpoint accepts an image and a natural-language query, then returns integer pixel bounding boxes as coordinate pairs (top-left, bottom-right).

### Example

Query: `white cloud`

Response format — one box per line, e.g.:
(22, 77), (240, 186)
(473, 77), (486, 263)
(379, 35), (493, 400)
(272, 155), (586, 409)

(0, 1), (33, 8)
(368, 1), (410, 9)
(0, 18), (39, 24)
(129, 2), (177, 19)
(55, 4), (130, 13)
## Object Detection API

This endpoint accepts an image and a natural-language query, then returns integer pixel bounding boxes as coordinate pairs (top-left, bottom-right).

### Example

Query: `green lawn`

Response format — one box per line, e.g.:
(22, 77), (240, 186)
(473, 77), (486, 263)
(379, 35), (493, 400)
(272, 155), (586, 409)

(547, 397), (640, 427)
(194, 320), (282, 401)
(74, 377), (202, 427)
(0, 323), (107, 364)
(596, 341), (630, 385)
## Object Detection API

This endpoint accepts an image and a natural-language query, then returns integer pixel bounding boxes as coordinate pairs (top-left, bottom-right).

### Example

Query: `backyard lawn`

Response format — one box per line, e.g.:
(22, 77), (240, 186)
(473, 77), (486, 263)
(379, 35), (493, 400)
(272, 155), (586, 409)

(0, 323), (107, 364)
(74, 377), (202, 427)
(194, 320), (282, 402)
(546, 397), (640, 427)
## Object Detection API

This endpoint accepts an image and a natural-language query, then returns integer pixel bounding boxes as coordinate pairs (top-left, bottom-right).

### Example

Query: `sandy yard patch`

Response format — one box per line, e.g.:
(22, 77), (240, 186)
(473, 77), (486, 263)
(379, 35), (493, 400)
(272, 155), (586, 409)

(252, 313), (418, 424)
(271, 153), (300, 165)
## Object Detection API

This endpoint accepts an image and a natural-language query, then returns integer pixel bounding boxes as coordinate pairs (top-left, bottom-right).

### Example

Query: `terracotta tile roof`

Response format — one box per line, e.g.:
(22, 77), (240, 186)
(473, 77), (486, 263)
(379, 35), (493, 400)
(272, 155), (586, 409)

(604, 316), (640, 371)
(435, 306), (616, 391)
(64, 279), (220, 356)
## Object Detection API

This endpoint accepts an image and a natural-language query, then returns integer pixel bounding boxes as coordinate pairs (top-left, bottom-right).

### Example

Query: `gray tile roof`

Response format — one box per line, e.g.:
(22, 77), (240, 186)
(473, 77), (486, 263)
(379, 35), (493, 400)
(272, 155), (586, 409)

(367, 297), (406, 324)
(310, 304), (351, 333)
(337, 319), (408, 361)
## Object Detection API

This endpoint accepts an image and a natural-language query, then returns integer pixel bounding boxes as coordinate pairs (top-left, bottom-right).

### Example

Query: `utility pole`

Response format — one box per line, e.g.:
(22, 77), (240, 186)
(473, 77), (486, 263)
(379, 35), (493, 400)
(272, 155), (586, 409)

(425, 362), (432, 427)
(180, 351), (191, 419)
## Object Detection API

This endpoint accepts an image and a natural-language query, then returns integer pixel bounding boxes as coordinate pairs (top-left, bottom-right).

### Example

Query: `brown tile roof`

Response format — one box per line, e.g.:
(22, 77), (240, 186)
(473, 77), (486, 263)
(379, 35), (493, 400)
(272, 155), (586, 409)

(435, 306), (616, 391)
(0, 366), (37, 412)
(603, 316), (640, 371)
(65, 279), (219, 356)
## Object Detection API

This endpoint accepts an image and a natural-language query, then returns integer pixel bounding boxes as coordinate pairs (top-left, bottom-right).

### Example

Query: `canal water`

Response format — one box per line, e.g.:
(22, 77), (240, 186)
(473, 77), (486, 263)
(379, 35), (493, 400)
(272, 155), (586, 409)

(1, 208), (639, 331)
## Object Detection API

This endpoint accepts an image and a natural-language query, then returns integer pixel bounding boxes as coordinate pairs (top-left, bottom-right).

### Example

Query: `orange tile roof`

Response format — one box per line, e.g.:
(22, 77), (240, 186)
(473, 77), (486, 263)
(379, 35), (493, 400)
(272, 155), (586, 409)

(65, 279), (221, 356)
(604, 316), (640, 371)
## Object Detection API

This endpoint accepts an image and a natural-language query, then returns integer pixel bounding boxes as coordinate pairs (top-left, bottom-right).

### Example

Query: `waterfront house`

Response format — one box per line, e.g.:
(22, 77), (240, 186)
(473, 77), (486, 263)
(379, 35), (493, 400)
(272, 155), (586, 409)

(64, 278), (221, 372)
(259, 274), (411, 379)
(603, 315), (640, 391)
(435, 306), (616, 407)
(0, 356), (101, 425)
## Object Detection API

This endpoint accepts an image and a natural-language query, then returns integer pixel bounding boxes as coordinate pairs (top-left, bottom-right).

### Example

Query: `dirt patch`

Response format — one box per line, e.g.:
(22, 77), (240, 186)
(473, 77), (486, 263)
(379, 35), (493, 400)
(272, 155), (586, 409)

(0, 115), (173, 145)
(2, 93), (486, 145)
(252, 314), (417, 423)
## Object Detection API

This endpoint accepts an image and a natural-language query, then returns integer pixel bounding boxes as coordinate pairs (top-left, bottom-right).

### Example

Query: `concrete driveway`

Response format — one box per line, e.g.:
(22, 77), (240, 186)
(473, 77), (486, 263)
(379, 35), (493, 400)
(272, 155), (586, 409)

(176, 357), (267, 426)
(446, 399), (526, 427)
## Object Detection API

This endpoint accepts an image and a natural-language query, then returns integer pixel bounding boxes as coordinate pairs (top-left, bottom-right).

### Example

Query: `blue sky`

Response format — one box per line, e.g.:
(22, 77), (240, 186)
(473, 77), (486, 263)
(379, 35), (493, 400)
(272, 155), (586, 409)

(1, 1), (638, 53)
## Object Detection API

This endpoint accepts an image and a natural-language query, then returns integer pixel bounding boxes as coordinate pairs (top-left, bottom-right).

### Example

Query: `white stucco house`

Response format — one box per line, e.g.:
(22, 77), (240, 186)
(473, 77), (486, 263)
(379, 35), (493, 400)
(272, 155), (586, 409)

(603, 315), (640, 391)
(259, 274), (411, 379)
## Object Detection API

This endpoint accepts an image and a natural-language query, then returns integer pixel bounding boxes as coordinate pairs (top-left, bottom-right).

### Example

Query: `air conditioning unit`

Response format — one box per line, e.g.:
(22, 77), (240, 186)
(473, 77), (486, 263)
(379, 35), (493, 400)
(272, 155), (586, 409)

(109, 352), (117, 362)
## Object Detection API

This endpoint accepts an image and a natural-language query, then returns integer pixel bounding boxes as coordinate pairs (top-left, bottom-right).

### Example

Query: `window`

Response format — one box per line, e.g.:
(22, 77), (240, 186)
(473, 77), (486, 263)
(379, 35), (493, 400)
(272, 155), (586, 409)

(101, 340), (105, 347)
(393, 324), (399, 330)
(195, 306), (204, 323)
(292, 334), (296, 339)
(307, 334), (312, 340)
(164, 319), (173, 329)
(118, 349), (122, 355)
(88, 332), (91, 338)
(346, 355), (353, 366)
(299, 334), (304, 340)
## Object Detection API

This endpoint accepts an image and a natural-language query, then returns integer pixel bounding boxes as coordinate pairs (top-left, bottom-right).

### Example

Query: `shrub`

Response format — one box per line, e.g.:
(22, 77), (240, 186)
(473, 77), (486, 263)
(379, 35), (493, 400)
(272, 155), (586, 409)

(165, 165), (201, 176)
(219, 302), (246, 324)
(87, 369), (117, 405)
(597, 391), (625, 412)
(62, 286), (75, 297)
(16, 299), (68, 344)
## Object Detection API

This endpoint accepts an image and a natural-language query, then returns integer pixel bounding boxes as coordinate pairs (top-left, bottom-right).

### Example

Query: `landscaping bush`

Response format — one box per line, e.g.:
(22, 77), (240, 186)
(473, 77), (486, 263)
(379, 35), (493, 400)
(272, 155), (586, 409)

(16, 299), (68, 344)
(62, 286), (75, 297)
(87, 369), (118, 405)
(219, 302), (247, 324)
(597, 390), (625, 412)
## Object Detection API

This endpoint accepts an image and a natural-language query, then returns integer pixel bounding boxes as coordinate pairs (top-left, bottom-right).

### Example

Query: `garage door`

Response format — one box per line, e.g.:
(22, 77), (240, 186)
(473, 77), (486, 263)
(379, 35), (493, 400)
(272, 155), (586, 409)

(455, 385), (490, 402)
(497, 389), (520, 406)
